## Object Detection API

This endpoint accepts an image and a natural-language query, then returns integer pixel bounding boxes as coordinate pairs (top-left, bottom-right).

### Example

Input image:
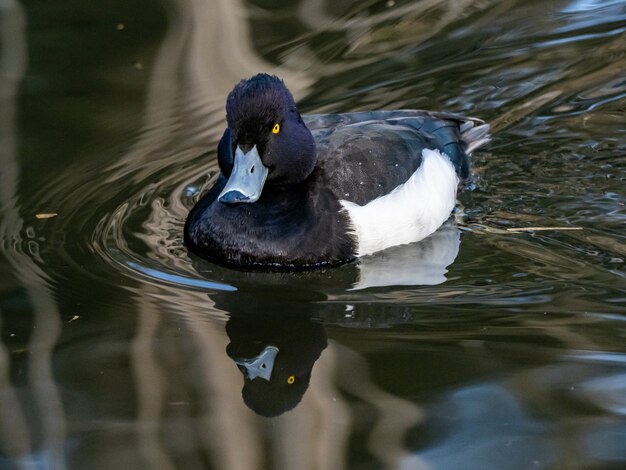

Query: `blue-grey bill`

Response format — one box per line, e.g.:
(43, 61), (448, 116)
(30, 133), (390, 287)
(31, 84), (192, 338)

(218, 145), (269, 204)
(233, 345), (279, 381)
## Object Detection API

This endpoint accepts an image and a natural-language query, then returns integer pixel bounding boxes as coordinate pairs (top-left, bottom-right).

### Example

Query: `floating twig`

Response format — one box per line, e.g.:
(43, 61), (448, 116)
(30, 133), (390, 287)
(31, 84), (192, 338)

(35, 213), (58, 219)
(506, 226), (583, 232)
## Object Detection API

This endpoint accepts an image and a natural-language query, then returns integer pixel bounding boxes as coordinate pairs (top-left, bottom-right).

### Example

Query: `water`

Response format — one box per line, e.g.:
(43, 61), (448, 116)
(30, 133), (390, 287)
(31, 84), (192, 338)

(1, 0), (625, 468)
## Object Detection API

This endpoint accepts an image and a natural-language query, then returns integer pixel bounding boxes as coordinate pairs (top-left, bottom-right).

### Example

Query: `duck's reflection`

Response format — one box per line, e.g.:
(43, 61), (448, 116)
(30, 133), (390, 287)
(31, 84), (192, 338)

(206, 223), (461, 416)
(224, 312), (327, 417)
(192, 223), (462, 292)
(212, 285), (328, 417)
(354, 222), (460, 290)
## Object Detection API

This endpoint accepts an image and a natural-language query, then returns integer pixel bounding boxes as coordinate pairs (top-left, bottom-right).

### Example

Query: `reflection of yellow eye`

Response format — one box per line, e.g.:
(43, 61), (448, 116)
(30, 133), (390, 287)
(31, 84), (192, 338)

(287, 375), (295, 384)
(272, 123), (280, 134)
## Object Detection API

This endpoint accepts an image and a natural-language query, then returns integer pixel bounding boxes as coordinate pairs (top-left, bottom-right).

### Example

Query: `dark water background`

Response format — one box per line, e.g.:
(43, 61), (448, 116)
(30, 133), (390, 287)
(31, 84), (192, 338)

(1, 0), (625, 468)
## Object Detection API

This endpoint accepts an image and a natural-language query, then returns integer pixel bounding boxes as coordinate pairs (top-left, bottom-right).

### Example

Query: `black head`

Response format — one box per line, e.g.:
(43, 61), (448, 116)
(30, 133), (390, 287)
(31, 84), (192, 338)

(225, 74), (316, 187)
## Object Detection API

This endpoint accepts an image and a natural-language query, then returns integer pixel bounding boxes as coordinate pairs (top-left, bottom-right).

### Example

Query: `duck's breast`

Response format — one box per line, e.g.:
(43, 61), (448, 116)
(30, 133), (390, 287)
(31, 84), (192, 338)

(184, 178), (355, 268)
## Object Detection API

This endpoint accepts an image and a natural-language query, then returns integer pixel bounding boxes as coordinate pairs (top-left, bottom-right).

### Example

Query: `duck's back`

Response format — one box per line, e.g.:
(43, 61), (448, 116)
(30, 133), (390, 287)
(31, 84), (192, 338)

(304, 110), (488, 205)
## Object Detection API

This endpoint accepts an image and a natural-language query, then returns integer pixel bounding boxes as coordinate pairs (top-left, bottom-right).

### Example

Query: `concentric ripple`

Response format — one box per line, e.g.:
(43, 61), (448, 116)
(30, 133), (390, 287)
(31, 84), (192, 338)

(90, 160), (238, 291)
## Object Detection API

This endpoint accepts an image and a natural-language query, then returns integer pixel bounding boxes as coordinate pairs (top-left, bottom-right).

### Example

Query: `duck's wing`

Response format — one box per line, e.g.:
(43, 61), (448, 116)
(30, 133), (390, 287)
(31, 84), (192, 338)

(304, 110), (490, 181)
(304, 110), (488, 139)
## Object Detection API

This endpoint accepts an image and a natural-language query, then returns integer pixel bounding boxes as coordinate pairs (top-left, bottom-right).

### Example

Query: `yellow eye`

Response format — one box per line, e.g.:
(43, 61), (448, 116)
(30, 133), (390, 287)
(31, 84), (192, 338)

(272, 123), (280, 134)
(287, 375), (295, 384)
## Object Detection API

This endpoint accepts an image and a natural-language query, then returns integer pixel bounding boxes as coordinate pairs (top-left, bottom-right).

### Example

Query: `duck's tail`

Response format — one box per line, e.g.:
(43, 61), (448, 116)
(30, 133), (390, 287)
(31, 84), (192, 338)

(421, 111), (490, 179)
(460, 119), (491, 155)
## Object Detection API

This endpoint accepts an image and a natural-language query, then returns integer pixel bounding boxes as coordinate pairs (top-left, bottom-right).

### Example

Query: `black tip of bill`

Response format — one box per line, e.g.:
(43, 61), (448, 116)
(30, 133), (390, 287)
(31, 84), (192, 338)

(219, 190), (249, 205)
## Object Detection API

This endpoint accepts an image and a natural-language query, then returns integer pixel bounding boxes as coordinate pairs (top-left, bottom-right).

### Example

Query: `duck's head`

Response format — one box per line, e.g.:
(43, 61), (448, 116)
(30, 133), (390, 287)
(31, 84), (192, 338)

(218, 74), (316, 205)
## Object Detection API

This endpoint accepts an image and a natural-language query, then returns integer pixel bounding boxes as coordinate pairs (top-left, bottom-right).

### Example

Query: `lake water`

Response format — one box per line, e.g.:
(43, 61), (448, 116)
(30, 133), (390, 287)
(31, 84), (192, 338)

(1, 0), (625, 468)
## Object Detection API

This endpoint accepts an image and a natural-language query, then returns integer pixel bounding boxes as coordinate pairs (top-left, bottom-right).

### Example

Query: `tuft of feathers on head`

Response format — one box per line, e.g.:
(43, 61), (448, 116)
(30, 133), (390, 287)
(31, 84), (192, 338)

(226, 74), (298, 131)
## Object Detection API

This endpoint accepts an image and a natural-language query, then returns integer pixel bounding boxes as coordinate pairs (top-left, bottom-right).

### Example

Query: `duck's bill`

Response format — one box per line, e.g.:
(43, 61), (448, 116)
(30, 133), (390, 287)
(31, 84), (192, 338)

(233, 345), (279, 381)
(218, 145), (269, 204)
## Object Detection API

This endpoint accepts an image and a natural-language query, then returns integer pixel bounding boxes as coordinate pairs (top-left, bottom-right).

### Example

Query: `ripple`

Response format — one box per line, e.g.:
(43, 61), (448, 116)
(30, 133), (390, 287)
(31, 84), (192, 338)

(126, 262), (236, 291)
(86, 156), (225, 291)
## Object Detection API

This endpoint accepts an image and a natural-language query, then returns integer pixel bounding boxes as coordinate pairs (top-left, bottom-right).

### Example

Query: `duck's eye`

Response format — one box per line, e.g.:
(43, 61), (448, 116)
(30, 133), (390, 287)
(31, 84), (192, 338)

(287, 375), (295, 384)
(272, 123), (280, 134)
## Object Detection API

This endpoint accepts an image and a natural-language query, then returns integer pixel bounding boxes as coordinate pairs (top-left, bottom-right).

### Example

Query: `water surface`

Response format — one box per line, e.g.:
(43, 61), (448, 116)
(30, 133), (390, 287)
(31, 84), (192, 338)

(1, 0), (625, 468)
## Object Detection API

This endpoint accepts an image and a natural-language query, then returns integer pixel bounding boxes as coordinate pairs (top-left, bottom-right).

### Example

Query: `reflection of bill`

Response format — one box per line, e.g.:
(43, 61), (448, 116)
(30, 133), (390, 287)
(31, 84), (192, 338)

(225, 313), (328, 417)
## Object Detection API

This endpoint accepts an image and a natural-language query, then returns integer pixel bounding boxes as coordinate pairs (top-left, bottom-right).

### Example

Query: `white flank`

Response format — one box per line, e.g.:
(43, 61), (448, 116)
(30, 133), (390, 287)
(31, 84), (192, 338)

(340, 148), (458, 257)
